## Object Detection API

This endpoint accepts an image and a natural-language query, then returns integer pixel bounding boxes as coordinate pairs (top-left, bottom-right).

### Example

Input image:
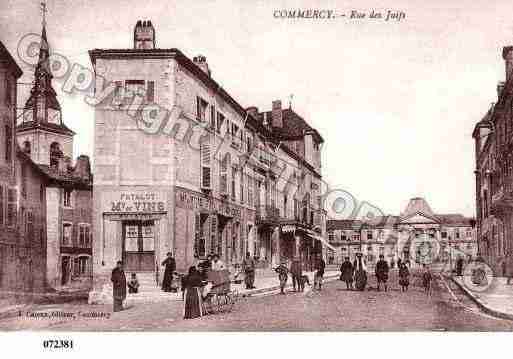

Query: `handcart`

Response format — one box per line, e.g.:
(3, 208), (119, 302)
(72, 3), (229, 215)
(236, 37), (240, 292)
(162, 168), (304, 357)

(202, 269), (239, 314)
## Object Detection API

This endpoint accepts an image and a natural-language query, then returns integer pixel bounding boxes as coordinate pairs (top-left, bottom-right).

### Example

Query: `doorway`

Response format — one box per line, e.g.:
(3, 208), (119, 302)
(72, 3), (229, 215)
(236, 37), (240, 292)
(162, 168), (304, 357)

(61, 256), (70, 285)
(122, 220), (156, 272)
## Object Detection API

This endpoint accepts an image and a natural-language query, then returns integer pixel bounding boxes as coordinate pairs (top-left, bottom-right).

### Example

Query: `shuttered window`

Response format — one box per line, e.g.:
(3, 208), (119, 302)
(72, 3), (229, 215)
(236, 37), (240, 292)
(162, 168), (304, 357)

(6, 188), (16, 227)
(0, 186), (3, 225)
(200, 136), (211, 189)
(146, 81), (155, 102)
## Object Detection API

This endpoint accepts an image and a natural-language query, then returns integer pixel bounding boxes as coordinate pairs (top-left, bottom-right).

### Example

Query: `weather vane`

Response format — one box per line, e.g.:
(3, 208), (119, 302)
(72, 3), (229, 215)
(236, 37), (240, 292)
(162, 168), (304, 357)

(40, 0), (47, 27)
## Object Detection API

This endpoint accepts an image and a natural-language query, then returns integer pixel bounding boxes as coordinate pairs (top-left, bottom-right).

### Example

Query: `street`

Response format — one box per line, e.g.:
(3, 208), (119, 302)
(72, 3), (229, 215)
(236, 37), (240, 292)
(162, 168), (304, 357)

(2, 270), (513, 331)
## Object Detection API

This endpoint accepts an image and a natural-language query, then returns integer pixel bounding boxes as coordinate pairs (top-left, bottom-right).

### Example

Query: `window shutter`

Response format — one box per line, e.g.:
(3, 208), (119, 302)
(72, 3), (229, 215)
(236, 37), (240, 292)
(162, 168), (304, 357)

(210, 104), (216, 130)
(194, 213), (200, 258)
(147, 81), (155, 102)
(196, 96), (201, 121)
(210, 215), (217, 255)
(200, 137), (211, 189)
(0, 186), (3, 225)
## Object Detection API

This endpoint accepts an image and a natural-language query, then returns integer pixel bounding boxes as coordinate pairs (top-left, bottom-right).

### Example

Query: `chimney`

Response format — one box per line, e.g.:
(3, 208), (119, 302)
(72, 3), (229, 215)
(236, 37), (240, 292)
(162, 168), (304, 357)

(134, 19), (156, 49)
(193, 55), (211, 77)
(503, 46), (513, 82)
(246, 106), (258, 118)
(497, 81), (505, 99)
(73, 155), (92, 181)
(271, 100), (283, 128)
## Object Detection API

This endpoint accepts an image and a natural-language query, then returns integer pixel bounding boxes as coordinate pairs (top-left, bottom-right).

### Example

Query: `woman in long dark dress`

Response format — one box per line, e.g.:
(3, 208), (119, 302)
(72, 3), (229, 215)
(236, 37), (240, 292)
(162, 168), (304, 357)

(353, 253), (367, 291)
(340, 257), (354, 290)
(183, 266), (205, 319)
(162, 252), (176, 292)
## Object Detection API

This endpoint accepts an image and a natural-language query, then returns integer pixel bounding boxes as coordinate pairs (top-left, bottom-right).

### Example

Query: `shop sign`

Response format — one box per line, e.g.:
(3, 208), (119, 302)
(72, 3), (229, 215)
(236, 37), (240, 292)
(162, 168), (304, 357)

(105, 191), (166, 213)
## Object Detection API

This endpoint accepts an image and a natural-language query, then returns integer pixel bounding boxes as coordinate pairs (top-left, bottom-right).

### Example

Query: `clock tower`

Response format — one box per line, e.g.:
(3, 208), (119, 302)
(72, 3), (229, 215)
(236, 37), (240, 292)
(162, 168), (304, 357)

(16, 21), (74, 167)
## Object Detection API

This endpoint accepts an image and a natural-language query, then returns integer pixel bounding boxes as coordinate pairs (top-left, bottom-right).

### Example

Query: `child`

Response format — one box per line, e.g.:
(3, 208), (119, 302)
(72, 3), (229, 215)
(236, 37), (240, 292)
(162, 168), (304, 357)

(127, 273), (139, 294)
(422, 264), (432, 296)
(275, 261), (289, 294)
(398, 263), (410, 292)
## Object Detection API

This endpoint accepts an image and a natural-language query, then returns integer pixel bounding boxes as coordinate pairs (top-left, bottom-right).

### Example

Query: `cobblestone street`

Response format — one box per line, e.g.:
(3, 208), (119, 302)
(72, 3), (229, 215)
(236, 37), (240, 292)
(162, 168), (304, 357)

(2, 271), (513, 331)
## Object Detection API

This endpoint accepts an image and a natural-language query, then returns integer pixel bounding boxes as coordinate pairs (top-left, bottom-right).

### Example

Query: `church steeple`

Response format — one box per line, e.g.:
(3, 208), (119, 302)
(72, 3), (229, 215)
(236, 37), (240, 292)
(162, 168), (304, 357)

(16, 2), (74, 167)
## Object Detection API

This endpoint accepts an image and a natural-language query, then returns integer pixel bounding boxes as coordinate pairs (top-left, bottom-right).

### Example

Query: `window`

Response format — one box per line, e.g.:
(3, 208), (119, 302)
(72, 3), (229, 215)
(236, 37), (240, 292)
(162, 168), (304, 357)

(5, 125), (12, 163)
(23, 141), (31, 155)
(6, 188), (16, 227)
(40, 184), (44, 203)
(455, 230), (460, 239)
(194, 214), (206, 258)
(78, 224), (91, 248)
(441, 231), (447, 239)
(366, 231), (373, 240)
(352, 235), (360, 242)
(63, 189), (72, 207)
(62, 223), (72, 246)
(232, 123), (239, 138)
(196, 96), (208, 122)
(341, 234), (347, 241)
(240, 173), (244, 204)
(75, 256), (89, 276)
(328, 231), (335, 243)
(50, 142), (62, 168)
(26, 211), (34, 244)
(200, 137), (211, 190)
(125, 79), (145, 99)
(146, 81), (155, 102)
(216, 112), (224, 134)
(231, 169), (236, 201)
(113, 81), (123, 103)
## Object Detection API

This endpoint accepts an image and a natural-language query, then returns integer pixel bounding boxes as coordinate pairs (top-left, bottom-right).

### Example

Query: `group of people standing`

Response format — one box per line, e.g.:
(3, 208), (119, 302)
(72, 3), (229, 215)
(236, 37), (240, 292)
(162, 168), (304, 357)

(339, 254), (412, 292)
(274, 256), (326, 294)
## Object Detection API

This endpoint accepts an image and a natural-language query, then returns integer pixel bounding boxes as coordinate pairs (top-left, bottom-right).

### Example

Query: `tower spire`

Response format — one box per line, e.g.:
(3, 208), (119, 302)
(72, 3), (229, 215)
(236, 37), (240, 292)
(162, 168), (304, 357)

(41, 1), (47, 28)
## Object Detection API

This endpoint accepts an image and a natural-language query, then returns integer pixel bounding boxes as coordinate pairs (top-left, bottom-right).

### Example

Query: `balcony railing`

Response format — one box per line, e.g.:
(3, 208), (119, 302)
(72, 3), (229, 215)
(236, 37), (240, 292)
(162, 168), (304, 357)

(256, 205), (280, 223)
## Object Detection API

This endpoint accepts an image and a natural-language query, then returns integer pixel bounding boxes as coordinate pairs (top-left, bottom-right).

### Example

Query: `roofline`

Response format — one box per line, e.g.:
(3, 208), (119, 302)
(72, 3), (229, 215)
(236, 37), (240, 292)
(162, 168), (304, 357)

(0, 41), (23, 78)
(89, 48), (322, 179)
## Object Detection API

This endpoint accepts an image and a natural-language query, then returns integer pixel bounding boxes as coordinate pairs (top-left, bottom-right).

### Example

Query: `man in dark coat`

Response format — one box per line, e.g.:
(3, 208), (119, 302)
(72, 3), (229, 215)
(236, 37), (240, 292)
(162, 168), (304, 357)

(290, 256), (303, 292)
(161, 252), (176, 292)
(242, 252), (256, 289)
(111, 260), (127, 312)
(456, 256), (464, 277)
(340, 256), (354, 290)
(375, 254), (390, 291)
(314, 256), (326, 290)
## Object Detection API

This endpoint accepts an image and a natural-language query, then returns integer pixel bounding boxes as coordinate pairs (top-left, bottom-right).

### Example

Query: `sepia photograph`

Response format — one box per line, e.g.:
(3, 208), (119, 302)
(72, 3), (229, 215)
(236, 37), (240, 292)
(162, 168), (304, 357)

(1, 0), (513, 353)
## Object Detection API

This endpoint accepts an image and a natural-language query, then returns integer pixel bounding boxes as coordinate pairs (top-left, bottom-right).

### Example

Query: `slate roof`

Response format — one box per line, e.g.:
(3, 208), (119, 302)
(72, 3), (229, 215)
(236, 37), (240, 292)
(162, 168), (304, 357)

(257, 108), (324, 143)
(38, 164), (92, 188)
(0, 41), (23, 78)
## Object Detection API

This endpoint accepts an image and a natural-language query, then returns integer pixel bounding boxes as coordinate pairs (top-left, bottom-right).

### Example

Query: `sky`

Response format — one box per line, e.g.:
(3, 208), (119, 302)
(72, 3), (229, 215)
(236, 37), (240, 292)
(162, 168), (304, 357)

(2, 0), (512, 217)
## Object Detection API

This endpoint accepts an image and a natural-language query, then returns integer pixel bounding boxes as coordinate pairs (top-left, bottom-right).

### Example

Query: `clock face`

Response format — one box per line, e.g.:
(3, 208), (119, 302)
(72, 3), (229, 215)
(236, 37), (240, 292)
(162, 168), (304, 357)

(47, 108), (61, 124)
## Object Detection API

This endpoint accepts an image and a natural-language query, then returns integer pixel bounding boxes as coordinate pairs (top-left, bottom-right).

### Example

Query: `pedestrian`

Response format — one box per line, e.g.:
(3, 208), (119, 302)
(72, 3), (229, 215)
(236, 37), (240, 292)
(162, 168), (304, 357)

(290, 256), (303, 292)
(390, 258), (395, 269)
(375, 254), (390, 292)
(127, 273), (140, 294)
(456, 256), (464, 277)
(397, 258), (402, 269)
(161, 252), (176, 292)
(398, 262), (410, 292)
(211, 254), (226, 271)
(422, 264), (433, 296)
(242, 252), (256, 289)
(353, 253), (367, 291)
(183, 266), (205, 319)
(340, 256), (354, 290)
(314, 256), (326, 291)
(275, 261), (289, 294)
(111, 260), (127, 312)
(506, 251), (513, 285)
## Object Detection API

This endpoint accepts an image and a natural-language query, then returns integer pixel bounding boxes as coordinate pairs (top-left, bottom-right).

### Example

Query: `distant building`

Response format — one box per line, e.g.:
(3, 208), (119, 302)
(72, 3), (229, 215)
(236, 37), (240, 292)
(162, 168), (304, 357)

(15, 23), (93, 290)
(472, 46), (513, 275)
(1, 41), (48, 298)
(327, 197), (477, 268)
(88, 20), (326, 301)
